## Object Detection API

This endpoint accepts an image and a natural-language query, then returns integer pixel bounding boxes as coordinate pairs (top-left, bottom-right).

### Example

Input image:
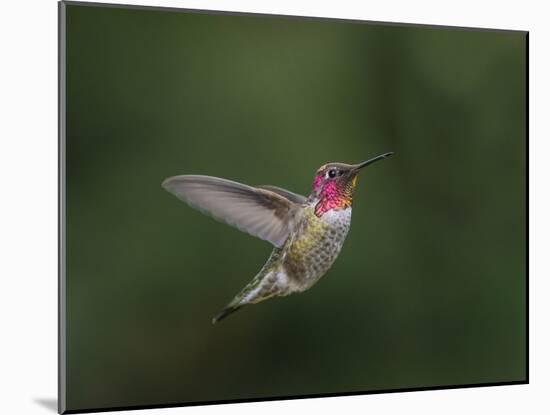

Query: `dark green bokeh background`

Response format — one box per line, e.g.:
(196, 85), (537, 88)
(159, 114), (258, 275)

(64, 3), (527, 411)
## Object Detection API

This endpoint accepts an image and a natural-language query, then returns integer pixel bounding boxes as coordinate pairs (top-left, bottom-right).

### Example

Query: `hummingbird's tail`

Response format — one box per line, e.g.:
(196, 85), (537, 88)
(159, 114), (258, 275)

(212, 250), (286, 324)
(211, 303), (244, 325)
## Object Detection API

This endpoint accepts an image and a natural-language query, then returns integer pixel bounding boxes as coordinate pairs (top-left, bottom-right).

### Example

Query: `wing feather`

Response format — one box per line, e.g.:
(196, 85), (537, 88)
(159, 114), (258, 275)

(162, 175), (297, 247)
(255, 185), (307, 205)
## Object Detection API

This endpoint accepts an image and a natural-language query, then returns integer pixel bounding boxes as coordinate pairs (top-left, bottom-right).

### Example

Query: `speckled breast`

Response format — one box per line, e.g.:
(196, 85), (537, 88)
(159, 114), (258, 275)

(283, 206), (352, 291)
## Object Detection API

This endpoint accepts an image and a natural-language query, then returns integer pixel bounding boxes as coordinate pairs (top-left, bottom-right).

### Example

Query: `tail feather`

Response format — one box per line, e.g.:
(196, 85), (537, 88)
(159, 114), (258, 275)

(211, 304), (244, 324)
(212, 264), (282, 324)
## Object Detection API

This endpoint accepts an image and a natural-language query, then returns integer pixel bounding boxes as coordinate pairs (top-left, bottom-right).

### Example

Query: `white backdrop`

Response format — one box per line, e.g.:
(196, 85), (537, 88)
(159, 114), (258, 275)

(0, 0), (544, 414)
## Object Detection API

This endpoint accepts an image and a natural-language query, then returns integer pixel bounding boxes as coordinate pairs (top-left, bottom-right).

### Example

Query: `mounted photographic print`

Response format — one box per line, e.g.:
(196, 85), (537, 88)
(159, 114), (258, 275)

(58, 1), (528, 413)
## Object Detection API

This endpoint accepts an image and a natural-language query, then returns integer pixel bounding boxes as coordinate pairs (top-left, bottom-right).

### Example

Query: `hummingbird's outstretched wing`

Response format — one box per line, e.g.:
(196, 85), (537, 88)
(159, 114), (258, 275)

(255, 185), (307, 205)
(162, 175), (298, 247)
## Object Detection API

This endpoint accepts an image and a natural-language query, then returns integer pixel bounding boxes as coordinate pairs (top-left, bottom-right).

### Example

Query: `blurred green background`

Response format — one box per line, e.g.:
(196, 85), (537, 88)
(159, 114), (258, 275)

(64, 3), (526, 411)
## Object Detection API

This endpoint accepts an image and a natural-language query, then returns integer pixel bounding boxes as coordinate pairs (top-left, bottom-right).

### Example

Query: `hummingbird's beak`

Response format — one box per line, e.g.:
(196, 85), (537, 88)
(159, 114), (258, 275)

(351, 152), (394, 173)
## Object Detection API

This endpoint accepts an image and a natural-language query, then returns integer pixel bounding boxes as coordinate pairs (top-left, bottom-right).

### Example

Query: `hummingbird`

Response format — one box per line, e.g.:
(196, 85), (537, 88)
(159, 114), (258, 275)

(162, 152), (393, 324)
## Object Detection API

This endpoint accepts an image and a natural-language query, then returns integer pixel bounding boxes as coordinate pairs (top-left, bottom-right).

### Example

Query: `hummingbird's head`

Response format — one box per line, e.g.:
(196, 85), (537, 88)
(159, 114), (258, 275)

(312, 152), (393, 216)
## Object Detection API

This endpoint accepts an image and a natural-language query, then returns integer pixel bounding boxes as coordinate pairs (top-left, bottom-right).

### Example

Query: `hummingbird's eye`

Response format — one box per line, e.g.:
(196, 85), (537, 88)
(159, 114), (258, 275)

(327, 169), (337, 178)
